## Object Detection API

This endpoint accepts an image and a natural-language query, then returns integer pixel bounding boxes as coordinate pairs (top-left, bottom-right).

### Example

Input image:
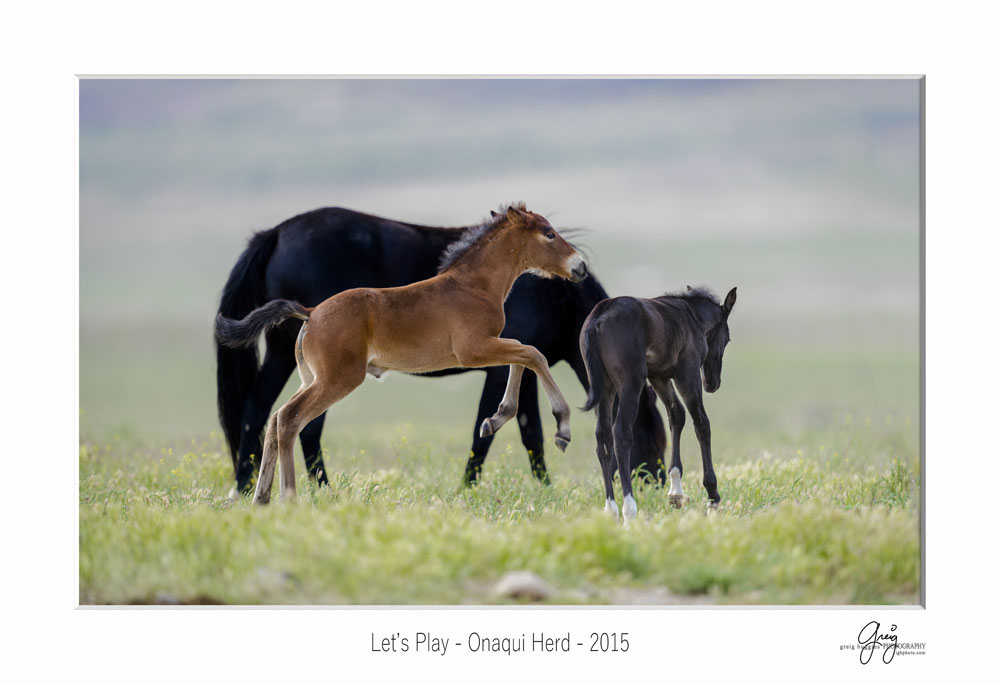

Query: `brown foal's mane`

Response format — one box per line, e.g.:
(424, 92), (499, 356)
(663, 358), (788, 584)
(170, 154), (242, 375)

(437, 201), (528, 273)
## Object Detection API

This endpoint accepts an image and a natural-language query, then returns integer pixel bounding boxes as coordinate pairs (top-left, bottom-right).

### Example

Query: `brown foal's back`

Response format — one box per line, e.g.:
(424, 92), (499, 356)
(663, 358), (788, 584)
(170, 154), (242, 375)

(216, 203), (588, 504)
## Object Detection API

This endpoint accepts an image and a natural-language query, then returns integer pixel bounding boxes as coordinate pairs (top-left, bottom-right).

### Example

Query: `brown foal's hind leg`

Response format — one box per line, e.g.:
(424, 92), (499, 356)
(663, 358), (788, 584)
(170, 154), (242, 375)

(280, 372), (366, 501)
(252, 365), (366, 505)
(253, 413), (280, 504)
(479, 364), (524, 438)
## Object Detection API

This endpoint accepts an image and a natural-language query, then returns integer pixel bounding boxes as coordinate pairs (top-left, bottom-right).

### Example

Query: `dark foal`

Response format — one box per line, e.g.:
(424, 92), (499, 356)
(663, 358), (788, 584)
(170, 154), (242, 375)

(581, 286), (737, 520)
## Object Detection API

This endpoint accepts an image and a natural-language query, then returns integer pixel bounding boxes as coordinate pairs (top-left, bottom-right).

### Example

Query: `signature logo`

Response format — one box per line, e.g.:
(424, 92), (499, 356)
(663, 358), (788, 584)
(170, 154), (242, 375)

(857, 621), (897, 664)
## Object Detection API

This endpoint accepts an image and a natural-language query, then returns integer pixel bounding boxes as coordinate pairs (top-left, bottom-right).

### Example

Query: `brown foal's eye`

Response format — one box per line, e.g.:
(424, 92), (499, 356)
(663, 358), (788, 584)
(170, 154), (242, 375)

(545, 232), (555, 240)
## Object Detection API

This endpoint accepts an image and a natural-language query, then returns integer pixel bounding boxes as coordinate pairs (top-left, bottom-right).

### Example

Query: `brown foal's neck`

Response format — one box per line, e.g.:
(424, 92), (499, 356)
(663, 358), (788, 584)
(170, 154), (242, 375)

(443, 226), (527, 304)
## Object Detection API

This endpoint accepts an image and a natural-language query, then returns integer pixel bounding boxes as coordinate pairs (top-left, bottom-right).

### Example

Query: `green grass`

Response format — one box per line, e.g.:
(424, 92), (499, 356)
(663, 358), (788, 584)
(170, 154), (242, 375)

(79, 411), (920, 605)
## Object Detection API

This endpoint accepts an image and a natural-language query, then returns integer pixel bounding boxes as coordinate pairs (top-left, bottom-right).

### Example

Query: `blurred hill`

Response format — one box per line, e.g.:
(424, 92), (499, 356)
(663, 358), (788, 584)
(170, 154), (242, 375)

(79, 78), (920, 437)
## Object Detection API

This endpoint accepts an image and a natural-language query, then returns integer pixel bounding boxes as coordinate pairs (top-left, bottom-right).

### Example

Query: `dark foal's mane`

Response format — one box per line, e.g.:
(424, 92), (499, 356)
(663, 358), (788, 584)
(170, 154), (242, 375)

(658, 286), (722, 322)
(437, 201), (527, 273)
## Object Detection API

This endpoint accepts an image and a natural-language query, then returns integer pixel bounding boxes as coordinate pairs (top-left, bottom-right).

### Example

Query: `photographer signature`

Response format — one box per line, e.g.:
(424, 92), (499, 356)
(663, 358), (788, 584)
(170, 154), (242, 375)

(858, 621), (897, 664)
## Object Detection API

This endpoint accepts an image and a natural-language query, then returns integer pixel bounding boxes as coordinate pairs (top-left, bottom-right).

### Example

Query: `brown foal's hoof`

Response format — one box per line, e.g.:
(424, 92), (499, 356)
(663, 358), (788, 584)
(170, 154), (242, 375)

(554, 436), (569, 452)
(479, 418), (495, 438)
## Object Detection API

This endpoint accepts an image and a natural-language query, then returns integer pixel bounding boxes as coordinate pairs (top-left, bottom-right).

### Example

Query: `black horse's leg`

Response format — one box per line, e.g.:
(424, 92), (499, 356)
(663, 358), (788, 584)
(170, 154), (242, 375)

(649, 377), (687, 507)
(463, 366), (507, 485)
(234, 328), (296, 494)
(673, 370), (720, 507)
(298, 411), (329, 486)
(595, 394), (619, 518)
(632, 386), (667, 485)
(514, 371), (549, 484)
(611, 378), (644, 522)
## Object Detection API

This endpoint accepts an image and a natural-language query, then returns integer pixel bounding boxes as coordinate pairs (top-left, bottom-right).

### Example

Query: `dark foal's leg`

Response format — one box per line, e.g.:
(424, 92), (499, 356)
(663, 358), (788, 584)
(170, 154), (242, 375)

(463, 366), (507, 485)
(649, 377), (687, 507)
(234, 330), (296, 495)
(515, 371), (549, 484)
(611, 378), (645, 522)
(299, 411), (329, 486)
(673, 370), (721, 508)
(595, 395), (619, 518)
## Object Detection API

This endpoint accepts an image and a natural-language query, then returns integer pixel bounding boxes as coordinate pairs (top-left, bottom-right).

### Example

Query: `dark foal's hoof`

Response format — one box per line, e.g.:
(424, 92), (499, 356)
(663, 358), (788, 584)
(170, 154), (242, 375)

(479, 418), (494, 438)
(554, 436), (569, 452)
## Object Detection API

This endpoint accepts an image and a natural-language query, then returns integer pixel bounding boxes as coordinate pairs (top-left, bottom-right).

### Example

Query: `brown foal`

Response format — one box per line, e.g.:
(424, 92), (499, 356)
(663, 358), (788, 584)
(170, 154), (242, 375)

(215, 203), (588, 504)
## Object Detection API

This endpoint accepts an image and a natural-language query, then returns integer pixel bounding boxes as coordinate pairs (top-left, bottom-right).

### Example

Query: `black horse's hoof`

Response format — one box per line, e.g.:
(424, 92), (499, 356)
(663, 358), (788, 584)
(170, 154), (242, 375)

(479, 418), (494, 438)
(554, 436), (569, 452)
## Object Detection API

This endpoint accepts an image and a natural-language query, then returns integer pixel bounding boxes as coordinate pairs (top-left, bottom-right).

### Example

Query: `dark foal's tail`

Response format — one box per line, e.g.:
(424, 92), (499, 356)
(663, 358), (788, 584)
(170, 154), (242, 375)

(580, 321), (606, 412)
(216, 300), (310, 349)
(216, 228), (280, 471)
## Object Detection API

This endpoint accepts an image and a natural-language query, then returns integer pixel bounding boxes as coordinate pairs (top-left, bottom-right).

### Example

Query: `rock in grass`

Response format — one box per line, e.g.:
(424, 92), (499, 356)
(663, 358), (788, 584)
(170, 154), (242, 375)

(493, 571), (553, 601)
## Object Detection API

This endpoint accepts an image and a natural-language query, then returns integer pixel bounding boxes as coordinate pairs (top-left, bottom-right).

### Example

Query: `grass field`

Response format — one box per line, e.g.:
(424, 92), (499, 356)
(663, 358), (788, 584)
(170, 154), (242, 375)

(79, 343), (921, 605)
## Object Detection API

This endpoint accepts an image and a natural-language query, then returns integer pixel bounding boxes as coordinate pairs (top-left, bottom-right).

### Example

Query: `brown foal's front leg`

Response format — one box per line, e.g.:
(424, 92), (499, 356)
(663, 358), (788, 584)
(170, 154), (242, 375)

(479, 364), (524, 438)
(457, 337), (572, 451)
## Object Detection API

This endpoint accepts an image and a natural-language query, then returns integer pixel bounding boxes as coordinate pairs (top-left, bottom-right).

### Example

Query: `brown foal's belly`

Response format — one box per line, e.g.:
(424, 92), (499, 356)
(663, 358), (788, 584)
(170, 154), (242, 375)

(367, 345), (461, 374)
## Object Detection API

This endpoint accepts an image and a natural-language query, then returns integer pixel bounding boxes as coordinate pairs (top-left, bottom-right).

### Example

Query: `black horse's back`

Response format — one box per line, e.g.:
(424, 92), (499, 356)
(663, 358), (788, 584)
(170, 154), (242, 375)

(264, 207), (457, 303)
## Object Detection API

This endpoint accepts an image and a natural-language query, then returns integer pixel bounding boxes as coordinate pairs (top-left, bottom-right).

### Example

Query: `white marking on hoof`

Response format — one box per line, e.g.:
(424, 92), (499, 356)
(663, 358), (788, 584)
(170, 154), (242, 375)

(668, 467), (683, 497)
(706, 500), (719, 514)
(604, 497), (619, 519)
(622, 494), (637, 521)
(227, 484), (238, 501)
(668, 467), (684, 507)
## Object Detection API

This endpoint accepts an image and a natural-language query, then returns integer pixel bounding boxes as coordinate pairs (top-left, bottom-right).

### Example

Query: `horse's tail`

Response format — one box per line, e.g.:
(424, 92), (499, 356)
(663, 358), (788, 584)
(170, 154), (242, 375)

(580, 320), (606, 412)
(216, 299), (310, 349)
(215, 228), (280, 468)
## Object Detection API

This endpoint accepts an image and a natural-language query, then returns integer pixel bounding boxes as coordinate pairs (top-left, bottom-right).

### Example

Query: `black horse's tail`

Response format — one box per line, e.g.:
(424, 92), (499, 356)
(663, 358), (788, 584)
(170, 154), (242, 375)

(580, 320), (606, 412)
(215, 299), (310, 349)
(215, 228), (281, 469)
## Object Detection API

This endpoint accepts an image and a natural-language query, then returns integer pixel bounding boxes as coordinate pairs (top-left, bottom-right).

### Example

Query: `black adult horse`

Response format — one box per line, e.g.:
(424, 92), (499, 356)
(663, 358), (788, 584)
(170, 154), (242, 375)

(217, 207), (665, 494)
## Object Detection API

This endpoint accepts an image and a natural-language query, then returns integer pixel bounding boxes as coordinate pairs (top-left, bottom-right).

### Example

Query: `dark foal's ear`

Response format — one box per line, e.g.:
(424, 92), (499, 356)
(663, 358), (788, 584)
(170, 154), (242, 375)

(686, 285), (693, 292)
(490, 210), (500, 219)
(723, 287), (737, 315)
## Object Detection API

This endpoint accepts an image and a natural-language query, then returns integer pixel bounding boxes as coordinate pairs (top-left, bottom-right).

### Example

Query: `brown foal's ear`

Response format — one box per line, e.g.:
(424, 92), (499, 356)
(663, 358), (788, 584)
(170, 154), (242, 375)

(490, 210), (500, 218)
(506, 206), (526, 223)
(723, 287), (737, 315)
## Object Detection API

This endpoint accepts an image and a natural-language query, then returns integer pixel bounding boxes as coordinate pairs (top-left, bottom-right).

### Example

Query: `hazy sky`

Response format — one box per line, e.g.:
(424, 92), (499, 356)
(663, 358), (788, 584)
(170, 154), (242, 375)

(80, 78), (920, 240)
